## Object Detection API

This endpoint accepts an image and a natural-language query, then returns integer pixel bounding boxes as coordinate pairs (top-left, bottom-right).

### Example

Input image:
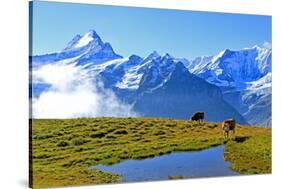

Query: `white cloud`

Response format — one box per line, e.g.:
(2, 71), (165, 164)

(32, 63), (137, 118)
(32, 63), (85, 91)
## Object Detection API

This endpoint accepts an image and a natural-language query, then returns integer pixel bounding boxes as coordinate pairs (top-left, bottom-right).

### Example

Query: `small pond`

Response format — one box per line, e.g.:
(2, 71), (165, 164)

(90, 145), (239, 182)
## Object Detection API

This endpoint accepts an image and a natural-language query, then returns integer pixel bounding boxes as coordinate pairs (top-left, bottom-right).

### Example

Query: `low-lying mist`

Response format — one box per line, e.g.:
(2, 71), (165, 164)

(32, 63), (138, 119)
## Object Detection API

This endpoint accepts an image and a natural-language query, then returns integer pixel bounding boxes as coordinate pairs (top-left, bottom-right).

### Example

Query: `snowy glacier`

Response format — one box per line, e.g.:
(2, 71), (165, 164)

(31, 29), (271, 127)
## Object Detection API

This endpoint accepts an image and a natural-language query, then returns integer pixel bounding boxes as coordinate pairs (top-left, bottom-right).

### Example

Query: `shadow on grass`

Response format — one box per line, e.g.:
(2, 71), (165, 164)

(234, 136), (250, 143)
(222, 136), (250, 144)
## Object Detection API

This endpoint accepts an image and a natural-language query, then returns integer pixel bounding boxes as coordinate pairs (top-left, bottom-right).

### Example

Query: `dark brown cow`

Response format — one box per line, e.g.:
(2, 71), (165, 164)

(191, 112), (204, 123)
(222, 118), (236, 138)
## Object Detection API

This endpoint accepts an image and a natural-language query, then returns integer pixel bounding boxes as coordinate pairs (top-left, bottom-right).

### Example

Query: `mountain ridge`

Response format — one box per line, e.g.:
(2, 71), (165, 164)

(31, 30), (271, 126)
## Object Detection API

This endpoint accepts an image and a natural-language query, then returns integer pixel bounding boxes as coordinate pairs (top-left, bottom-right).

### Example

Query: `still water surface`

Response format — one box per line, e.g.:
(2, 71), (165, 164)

(90, 145), (238, 182)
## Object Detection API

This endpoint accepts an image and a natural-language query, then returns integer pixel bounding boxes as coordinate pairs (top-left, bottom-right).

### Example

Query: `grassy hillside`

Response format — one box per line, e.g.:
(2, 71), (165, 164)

(30, 117), (271, 188)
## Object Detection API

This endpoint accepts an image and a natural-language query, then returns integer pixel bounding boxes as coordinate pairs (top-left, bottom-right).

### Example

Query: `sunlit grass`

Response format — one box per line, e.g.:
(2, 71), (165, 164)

(31, 117), (271, 188)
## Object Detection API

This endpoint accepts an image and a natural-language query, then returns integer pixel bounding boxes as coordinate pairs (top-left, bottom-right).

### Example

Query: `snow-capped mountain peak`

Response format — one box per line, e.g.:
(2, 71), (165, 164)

(144, 51), (161, 61)
(212, 49), (229, 62)
(63, 34), (82, 51)
(251, 42), (271, 50)
(63, 30), (104, 51)
(163, 53), (173, 59)
(187, 46), (272, 88)
(31, 29), (271, 127)
(185, 45), (272, 127)
(74, 31), (95, 48)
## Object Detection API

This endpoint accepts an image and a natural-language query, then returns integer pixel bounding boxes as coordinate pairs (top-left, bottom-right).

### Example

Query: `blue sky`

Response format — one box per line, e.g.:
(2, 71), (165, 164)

(31, 1), (272, 59)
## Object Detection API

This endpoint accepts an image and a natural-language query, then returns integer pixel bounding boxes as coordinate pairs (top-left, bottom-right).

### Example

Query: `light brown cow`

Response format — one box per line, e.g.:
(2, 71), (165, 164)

(222, 118), (236, 138)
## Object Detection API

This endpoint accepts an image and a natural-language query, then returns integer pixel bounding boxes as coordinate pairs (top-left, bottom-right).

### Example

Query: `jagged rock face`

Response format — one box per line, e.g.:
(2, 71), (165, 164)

(134, 63), (247, 123)
(187, 47), (271, 88)
(243, 95), (271, 128)
(31, 30), (271, 126)
(187, 46), (272, 127)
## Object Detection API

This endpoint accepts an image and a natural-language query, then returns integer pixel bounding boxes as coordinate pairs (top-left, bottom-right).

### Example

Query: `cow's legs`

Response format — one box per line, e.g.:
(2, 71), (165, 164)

(232, 129), (235, 138)
(223, 131), (228, 139)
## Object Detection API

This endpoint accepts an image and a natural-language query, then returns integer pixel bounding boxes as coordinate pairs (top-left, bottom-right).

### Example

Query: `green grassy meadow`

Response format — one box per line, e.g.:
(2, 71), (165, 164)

(30, 117), (271, 188)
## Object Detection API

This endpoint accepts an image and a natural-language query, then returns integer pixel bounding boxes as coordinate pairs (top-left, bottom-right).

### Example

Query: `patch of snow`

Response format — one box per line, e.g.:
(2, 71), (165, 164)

(116, 71), (143, 90)
(115, 62), (146, 90)
(188, 46), (271, 90)
(82, 58), (128, 73)
(246, 73), (272, 91)
(74, 32), (94, 48)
